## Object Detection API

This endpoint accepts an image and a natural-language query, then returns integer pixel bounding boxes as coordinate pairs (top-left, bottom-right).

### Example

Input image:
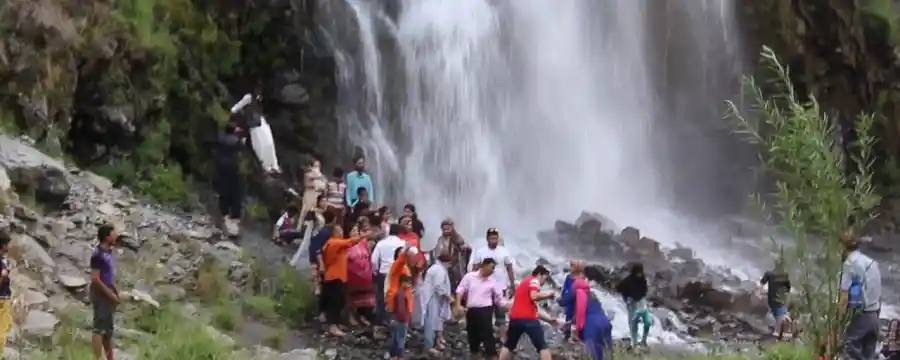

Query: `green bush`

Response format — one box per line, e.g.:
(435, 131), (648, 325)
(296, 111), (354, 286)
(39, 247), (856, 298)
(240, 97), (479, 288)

(242, 294), (279, 320)
(725, 46), (881, 357)
(271, 264), (315, 326)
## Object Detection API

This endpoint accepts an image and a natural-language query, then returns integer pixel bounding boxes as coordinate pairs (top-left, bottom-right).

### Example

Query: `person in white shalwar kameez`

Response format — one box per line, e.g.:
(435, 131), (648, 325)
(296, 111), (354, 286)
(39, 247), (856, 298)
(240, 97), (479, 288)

(419, 252), (454, 355)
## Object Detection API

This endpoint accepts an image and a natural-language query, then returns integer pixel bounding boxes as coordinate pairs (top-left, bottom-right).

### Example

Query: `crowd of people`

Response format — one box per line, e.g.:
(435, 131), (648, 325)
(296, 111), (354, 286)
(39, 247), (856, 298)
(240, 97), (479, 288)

(212, 97), (887, 360)
(263, 154), (665, 360)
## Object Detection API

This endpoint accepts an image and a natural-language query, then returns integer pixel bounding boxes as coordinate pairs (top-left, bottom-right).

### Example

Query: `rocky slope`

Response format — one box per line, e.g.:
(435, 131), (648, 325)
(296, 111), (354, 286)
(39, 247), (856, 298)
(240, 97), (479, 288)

(0, 0), (337, 213)
(0, 134), (327, 359)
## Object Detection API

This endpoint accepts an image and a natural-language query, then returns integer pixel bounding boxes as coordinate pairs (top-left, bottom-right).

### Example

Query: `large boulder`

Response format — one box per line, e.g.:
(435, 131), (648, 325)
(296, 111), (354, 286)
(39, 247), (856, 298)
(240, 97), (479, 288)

(0, 136), (72, 210)
(7, 165), (71, 210)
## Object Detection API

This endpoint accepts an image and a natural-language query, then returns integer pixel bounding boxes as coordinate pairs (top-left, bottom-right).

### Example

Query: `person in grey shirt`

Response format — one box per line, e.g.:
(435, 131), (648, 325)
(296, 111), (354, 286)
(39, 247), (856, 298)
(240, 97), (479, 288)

(839, 233), (882, 360)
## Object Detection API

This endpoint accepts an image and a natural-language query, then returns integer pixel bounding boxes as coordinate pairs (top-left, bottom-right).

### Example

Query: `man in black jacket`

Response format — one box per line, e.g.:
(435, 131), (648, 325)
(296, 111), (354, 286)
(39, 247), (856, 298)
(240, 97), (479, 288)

(215, 121), (245, 235)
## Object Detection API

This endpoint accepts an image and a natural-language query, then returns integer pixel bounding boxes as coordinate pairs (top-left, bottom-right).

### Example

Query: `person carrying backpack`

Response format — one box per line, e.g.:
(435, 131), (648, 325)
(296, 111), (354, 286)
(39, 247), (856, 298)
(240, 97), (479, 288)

(839, 232), (882, 360)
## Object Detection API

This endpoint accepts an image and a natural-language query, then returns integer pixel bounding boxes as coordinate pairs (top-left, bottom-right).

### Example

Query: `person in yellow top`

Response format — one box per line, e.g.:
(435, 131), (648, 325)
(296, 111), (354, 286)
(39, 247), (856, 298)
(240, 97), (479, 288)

(321, 224), (371, 336)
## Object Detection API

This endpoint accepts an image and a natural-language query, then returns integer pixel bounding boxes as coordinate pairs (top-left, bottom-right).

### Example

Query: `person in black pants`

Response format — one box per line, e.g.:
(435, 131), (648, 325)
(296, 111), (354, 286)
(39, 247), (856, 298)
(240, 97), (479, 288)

(214, 121), (245, 234)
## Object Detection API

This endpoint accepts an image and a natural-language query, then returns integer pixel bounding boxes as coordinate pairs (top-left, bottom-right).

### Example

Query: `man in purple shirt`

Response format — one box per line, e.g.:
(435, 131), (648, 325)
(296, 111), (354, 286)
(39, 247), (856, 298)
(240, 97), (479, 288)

(91, 225), (119, 360)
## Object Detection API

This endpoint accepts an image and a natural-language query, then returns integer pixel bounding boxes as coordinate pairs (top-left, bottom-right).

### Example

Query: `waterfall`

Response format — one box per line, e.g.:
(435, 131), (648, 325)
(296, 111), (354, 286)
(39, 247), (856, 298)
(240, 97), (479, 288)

(321, 0), (755, 342)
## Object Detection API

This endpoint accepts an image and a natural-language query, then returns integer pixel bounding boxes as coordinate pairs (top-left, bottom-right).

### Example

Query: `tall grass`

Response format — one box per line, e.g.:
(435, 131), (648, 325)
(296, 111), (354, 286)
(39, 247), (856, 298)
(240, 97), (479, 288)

(725, 46), (881, 358)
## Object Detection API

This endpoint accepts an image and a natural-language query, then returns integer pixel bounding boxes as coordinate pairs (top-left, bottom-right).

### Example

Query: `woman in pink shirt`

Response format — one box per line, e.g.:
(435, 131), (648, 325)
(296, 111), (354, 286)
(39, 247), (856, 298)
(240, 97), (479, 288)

(456, 258), (506, 360)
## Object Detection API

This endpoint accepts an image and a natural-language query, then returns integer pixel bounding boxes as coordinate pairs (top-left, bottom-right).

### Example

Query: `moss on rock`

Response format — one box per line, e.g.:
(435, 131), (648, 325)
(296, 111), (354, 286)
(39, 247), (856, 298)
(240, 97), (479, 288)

(0, 0), (336, 205)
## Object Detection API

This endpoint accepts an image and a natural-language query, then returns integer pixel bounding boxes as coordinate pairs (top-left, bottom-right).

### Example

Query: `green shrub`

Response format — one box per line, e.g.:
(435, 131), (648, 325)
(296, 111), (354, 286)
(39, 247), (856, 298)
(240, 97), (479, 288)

(242, 295), (279, 320)
(211, 301), (242, 331)
(725, 46), (881, 358)
(271, 265), (315, 326)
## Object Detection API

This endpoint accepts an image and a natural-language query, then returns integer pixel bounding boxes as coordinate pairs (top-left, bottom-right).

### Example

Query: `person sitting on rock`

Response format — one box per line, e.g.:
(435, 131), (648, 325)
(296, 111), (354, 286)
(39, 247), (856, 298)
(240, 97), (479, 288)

(759, 261), (792, 340)
(320, 224), (370, 336)
(345, 187), (371, 233)
(272, 204), (302, 246)
(561, 275), (613, 360)
(616, 263), (650, 347)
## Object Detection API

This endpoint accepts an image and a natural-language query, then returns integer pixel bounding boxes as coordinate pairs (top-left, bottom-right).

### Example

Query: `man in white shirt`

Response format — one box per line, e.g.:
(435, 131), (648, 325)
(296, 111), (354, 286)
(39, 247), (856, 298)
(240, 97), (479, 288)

(371, 224), (408, 325)
(468, 228), (516, 340)
(839, 234), (882, 360)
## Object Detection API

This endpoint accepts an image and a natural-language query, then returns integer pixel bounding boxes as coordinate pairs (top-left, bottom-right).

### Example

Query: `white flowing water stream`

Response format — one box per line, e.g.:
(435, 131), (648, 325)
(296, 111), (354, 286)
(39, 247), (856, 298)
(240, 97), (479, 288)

(321, 0), (753, 345)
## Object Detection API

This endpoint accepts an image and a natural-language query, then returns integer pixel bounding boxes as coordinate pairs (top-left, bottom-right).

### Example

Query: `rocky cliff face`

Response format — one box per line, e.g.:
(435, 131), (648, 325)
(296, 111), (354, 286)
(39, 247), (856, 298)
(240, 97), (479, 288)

(739, 0), (900, 195)
(0, 0), (337, 208)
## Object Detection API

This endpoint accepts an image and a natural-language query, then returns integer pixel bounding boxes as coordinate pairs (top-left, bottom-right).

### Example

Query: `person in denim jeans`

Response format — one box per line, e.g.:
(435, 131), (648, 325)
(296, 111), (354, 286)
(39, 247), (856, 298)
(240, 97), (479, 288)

(389, 276), (413, 359)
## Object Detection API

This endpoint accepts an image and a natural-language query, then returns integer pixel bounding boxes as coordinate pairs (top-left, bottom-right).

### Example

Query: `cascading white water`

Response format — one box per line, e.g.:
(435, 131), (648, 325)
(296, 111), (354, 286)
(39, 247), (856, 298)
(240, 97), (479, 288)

(324, 0), (750, 344)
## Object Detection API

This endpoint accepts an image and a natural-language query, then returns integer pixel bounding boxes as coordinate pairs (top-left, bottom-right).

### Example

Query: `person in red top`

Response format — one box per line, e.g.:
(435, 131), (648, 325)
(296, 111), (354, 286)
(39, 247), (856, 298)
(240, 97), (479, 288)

(389, 275), (413, 360)
(500, 265), (561, 360)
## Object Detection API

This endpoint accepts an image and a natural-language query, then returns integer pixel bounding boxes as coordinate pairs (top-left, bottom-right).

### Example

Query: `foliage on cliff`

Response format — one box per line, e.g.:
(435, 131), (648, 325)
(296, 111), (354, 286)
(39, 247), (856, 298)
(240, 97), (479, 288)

(741, 0), (900, 200)
(0, 0), (334, 205)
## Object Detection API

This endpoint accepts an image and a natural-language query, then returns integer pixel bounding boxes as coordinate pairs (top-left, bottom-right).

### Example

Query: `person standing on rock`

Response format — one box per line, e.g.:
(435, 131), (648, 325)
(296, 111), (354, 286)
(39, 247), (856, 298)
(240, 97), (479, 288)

(91, 225), (119, 360)
(402, 204), (425, 239)
(371, 225), (408, 325)
(563, 275), (613, 360)
(420, 252), (454, 356)
(321, 224), (370, 336)
(389, 275), (413, 360)
(345, 155), (374, 206)
(839, 233), (882, 360)
(432, 218), (470, 295)
(499, 265), (560, 360)
(468, 228), (515, 340)
(456, 258), (507, 360)
(559, 260), (585, 343)
(398, 215), (427, 328)
(0, 232), (12, 356)
(325, 167), (346, 219)
(346, 218), (376, 327)
(616, 263), (651, 347)
(214, 120), (246, 236)
(300, 159), (327, 222)
(759, 261), (792, 340)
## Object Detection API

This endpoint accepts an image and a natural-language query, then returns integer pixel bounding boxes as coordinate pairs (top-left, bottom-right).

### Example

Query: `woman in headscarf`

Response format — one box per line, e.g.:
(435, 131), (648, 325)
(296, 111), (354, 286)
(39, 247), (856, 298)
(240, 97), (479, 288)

(346, 217), (376, 327)
(420, 252), (454, 355)
(432, 218), (470, 293)
(558, 260), (585, 343)
(560, 275), (613, 360)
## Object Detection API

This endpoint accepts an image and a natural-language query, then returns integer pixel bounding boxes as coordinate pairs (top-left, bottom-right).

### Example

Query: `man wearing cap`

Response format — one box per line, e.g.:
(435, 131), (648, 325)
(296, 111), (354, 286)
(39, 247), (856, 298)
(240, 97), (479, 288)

(468, 228), (515, 340)
(839, 232), (882, 360)
(0, 231), (12, 355)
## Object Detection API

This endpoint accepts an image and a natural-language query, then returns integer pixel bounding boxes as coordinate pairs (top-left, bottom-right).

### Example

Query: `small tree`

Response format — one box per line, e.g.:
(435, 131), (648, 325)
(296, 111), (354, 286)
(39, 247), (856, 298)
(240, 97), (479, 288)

(724, 46), (881, 357)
